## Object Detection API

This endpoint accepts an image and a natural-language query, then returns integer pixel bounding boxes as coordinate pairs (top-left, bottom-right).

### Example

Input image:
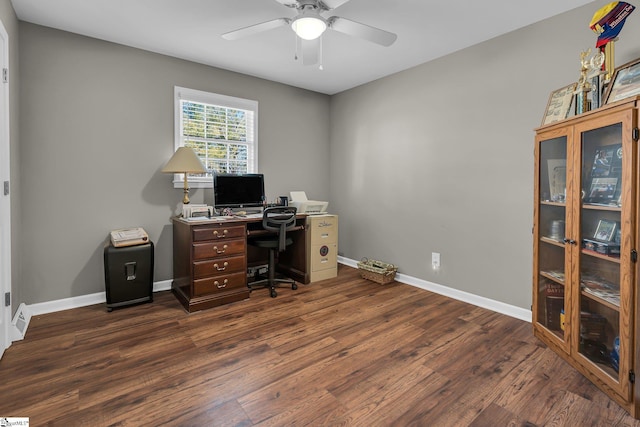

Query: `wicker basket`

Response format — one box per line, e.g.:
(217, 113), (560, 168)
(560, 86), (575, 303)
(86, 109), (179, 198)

(357, 258), (398, 284)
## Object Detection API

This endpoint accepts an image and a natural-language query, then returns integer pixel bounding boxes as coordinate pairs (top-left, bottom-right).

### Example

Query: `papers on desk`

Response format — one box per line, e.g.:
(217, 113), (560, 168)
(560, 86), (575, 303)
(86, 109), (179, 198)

(182, 214), (262, 222)
(183, 216), (226, 222)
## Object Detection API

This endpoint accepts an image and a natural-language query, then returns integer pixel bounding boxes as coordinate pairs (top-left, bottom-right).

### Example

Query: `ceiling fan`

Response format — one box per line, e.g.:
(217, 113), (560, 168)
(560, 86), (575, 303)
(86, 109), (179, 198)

(221, 0), (397, 66)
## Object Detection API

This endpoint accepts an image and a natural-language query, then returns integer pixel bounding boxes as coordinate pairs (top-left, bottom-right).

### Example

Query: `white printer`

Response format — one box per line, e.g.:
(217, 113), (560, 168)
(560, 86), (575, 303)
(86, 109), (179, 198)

(289, 191), (328, 214)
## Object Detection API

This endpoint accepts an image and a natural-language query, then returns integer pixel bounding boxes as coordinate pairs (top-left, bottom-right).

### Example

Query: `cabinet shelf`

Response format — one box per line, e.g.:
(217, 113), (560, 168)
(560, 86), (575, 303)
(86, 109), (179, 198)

(582, 353), (619, 379)
(581, 249), (621, 264)
(582, 203), (622, 212)
(540, 236), (565, 247)
(595, 361), (619, 380)
(580, 289), (620, 311)
(540, 201), (566, 207)
(540, 270), (565, 285)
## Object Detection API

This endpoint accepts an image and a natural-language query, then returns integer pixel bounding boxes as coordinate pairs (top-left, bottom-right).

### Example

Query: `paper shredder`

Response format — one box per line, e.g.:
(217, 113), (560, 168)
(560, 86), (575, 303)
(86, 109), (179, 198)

(103, 241), (154, 311)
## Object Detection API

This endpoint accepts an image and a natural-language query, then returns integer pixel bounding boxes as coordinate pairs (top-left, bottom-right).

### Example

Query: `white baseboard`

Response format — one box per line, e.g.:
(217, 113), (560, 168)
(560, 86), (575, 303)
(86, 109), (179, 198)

(17, 260), (532, 340)
(26, 279), (173, 317)
(338, 256), (532, 323)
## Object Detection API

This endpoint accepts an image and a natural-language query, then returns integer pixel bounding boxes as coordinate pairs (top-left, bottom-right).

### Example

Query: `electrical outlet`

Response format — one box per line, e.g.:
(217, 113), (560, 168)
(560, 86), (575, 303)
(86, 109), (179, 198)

(432, 252), (441, 269)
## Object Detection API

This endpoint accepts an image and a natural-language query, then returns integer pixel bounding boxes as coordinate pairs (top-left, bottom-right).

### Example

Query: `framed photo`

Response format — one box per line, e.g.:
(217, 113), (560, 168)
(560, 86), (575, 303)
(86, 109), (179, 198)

(591, 148), (613, 177)
(542, 83), (577, 125)
(604, 57), (640, 104)
(547, 159), (566, 202)
(587, 177), (618, 203)
(585, 143), (622, 205)
(594, 219), (617, 241)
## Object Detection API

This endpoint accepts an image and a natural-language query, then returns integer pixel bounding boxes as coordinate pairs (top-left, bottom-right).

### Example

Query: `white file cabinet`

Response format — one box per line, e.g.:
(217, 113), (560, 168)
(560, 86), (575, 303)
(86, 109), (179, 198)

(306, 214), (338, 282)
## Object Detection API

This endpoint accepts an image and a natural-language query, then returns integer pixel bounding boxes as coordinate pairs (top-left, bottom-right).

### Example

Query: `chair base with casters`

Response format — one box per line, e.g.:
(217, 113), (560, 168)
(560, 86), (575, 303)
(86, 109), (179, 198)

(248, 206), (299, 298)
(248, 239), (298, 298)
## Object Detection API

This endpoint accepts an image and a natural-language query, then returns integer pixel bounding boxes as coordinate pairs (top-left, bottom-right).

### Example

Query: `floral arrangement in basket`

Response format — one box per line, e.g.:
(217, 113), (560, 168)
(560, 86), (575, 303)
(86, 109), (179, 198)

(357, 258), (398, 284)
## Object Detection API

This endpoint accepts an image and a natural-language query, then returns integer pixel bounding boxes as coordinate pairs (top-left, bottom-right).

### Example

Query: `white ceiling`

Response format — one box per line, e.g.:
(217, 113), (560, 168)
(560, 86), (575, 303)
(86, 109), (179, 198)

(11, 0), (596, 95)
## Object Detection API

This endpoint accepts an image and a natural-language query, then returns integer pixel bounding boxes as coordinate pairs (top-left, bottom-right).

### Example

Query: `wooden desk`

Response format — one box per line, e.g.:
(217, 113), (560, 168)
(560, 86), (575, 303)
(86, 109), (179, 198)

(171, 215), (308, 313)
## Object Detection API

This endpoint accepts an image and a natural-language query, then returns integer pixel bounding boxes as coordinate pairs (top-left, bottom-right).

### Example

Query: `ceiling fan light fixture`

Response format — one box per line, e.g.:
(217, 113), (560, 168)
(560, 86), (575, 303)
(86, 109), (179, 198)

(291, 15), (327, 40)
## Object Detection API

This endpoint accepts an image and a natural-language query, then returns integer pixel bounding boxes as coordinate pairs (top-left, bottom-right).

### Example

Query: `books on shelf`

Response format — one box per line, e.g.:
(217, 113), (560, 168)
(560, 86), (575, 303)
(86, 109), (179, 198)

(543, 280), (564, 331)
(580, 311), (607, 341)
(543, 270), (565, 282)
(583, 287), (620, 306)
(582, 239), (620, 257)
(581, 275), (620, 306)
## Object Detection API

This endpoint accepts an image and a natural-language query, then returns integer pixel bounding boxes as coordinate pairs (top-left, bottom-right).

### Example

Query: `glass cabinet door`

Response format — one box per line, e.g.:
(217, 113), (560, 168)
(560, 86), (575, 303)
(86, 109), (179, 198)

(576, 112), (635, 400)
(534, 131), (571, 353)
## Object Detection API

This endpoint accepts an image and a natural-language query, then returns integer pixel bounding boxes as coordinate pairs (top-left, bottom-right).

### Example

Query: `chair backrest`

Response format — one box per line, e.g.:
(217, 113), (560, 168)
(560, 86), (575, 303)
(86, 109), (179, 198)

(262, 206), (298, 251)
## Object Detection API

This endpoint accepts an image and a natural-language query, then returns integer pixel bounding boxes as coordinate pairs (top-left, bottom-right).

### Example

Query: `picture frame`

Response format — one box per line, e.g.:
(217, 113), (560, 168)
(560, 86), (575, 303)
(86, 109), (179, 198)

(587, 177), (618, 203)
(546, 159), (566, 202)
(594, 219), (617, 241)
(542, 83), (577, 125)
(590, 146), (615, 177)
(603, 57), (640, 104)
(585, 143), (622, 205)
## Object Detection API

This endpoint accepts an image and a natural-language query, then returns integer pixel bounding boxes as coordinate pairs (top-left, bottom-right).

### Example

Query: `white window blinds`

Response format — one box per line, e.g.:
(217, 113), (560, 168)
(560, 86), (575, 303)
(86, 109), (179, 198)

(174, 86), (258, 187)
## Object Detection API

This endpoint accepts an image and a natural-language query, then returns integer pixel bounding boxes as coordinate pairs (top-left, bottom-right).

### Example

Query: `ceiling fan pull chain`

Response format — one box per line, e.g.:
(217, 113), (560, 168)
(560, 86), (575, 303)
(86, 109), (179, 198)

(319, 36), (324, 70)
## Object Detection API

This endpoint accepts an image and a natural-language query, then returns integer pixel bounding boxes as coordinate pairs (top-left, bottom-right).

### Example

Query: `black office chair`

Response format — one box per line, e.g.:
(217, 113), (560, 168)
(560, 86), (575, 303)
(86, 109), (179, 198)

(248, 206), (299, 298)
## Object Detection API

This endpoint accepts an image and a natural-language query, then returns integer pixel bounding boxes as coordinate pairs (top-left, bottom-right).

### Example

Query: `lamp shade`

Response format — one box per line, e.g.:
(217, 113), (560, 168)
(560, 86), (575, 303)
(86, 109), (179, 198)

(291, 13), (327, 40)
(161, 147), (207, 174)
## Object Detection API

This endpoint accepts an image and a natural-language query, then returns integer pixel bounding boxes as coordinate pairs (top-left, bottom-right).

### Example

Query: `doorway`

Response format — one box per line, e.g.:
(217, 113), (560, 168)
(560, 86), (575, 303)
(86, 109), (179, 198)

(0, 18), (11, 359)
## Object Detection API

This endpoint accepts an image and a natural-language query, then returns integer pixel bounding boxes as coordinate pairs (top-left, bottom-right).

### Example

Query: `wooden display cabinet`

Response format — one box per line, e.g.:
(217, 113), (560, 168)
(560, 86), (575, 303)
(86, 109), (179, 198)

(533, 96), (640, 417)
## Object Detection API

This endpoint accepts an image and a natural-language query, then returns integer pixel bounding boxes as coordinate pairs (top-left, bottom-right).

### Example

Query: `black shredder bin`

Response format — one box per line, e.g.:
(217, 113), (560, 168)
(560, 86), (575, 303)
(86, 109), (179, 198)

(103, 241), (154, 311)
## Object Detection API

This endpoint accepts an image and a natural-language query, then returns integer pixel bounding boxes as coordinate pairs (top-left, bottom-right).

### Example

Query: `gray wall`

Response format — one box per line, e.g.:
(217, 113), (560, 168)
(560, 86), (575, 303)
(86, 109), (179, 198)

(18, 23), (330, 304)
(329, 0), (640, 309)
(0, 0), (20, 315)
(14, 1), (640, 311)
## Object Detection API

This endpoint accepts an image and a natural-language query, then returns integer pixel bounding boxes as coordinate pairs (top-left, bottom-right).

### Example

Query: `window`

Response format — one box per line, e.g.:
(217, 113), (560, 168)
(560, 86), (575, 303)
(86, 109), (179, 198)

(173, 86), (258, 188)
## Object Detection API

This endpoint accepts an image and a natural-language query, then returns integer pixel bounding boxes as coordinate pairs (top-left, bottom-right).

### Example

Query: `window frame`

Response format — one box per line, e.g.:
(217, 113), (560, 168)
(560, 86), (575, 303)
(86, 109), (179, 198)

(173, 86), (259, 188)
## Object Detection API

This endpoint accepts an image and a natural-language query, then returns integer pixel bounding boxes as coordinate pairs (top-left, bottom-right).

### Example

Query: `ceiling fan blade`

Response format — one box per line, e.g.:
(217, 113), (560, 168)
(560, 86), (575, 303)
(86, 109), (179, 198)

(222, 18), (290, 41)
(319, 0), (351, 11)
(301, 38), (320, 66)
(273, 0), (299, 8)
(328, 16), (397, 47)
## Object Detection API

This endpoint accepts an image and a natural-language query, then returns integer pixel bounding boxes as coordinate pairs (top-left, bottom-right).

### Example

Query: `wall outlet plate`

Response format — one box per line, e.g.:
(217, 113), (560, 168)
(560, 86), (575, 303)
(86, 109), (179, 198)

(432, 252), (441, 268)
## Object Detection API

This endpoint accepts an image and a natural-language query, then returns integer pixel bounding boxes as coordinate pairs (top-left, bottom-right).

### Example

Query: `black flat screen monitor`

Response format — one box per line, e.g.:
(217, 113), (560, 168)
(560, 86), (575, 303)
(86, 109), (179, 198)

(214, 173), (265, 209)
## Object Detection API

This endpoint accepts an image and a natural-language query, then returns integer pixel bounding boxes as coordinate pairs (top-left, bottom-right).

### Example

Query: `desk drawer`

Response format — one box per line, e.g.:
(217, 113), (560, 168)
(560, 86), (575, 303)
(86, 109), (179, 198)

(193, 239), (245, 260)
(193, 255), (245, 279)
(193, 271), (246, 296)
(193, 225), (245, 242)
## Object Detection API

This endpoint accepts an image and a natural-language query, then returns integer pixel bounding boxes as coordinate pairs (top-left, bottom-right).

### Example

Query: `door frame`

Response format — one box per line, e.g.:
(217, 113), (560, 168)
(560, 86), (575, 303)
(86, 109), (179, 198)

(0, 17), (12, 359)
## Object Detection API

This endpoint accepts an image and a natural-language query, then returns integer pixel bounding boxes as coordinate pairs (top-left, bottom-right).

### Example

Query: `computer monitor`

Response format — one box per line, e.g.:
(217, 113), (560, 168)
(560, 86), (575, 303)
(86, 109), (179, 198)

(213, 173), (265, 209)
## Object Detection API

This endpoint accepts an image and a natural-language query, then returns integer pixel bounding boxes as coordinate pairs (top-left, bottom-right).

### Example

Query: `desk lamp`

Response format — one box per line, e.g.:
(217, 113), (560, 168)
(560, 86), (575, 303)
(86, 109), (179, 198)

(161, 147), (207, 204)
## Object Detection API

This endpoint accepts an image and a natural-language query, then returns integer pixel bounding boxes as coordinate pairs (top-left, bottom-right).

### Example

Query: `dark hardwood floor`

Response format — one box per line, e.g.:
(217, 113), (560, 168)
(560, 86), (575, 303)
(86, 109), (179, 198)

(1, 265), (639, 426)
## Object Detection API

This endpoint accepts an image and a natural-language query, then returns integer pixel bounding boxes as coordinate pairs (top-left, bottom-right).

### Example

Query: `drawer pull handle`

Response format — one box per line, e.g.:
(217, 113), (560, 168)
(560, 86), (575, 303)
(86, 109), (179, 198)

(213, 229), (228, 238)
(214, 244), (228, 254)
(215, 279), (228, 289)
(214, 262), (229, 271)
